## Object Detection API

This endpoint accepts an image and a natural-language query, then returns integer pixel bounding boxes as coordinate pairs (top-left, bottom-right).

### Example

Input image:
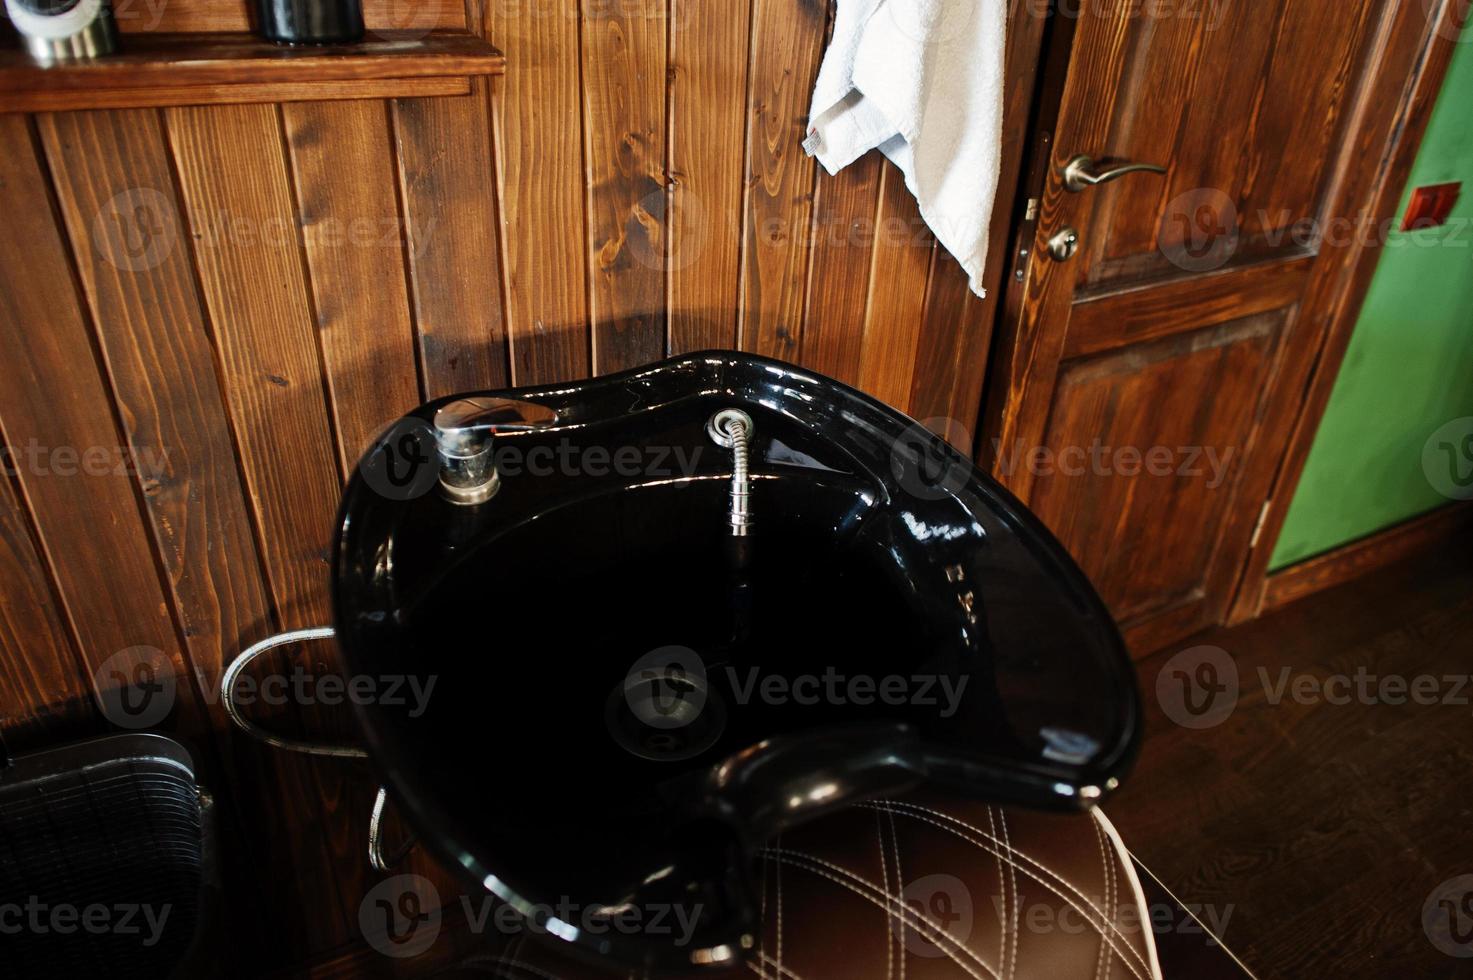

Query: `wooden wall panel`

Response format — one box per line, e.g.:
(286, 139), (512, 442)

(0, 115), (207, 738)
(908, 251), (991, 434)
(283, 99), (424, 465)
(738, 0), (828, 359)
(666, 0), (749, 353)
(801, 157), (883, 388)
(392, 82), (511, 398)
(582, 0), (667, 374)
(163, 101), (372, 939)
(38, 107), (257, 723)
(36, 106), (361, 960)
(489, 0), (591, 384)
(0, 467), (97, 748)
(856, 166), (933, 409)
(164, 103), (346, 622)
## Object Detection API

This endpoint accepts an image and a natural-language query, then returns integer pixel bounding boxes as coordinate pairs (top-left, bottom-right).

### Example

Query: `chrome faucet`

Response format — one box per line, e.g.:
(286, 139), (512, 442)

(432, 396), (558, 505)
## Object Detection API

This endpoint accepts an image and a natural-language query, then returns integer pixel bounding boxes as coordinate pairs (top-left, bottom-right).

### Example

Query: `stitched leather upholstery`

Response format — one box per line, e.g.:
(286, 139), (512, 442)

(455, 790), (1164, 980)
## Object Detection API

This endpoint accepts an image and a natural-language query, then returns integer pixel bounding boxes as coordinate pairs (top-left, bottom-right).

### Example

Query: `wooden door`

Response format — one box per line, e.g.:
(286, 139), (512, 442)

(985, 0), (1453, 653)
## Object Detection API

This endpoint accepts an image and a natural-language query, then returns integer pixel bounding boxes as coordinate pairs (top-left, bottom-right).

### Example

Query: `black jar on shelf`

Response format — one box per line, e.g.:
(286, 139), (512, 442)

(256, 0), (363, 44)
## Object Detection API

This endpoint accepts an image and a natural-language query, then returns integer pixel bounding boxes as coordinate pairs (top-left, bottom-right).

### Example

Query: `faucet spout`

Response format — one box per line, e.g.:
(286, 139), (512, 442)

(432, 396), (558, 505)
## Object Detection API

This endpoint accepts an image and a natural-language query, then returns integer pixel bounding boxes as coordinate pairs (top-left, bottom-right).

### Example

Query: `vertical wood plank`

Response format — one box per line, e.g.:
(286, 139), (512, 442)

(907, 248), (992, 447)
(0, 465), (97, 748)
(392, 82), (511, 399)
(799, 154), (883, 387)
(164, 103), (344, 624)
(0, 114), (207, 739)
(582, 0), (668, 374)
(490, 0), (592, 385)
(38, 106), (355, 957)
(282, 99), (424, 464)
(856, 164), (932, 410)
(667, 0), (749, 353)
(738, 0), (827, 359)
(163, 100), (372, 926)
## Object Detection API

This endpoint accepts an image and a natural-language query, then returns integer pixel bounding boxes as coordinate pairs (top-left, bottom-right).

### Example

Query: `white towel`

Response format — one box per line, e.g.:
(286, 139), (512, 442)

(804, 0), (1006, 298)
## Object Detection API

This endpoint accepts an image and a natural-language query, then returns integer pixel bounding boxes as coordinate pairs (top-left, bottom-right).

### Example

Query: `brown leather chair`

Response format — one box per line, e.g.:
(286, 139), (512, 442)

(438, 790), (1248, 979)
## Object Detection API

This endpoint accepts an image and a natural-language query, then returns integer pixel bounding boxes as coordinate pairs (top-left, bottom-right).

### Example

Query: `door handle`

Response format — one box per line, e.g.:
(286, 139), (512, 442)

(1061, 154), (1167, 193)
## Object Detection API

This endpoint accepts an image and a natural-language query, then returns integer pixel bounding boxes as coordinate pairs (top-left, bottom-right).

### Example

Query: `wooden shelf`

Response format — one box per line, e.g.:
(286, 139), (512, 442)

(0, 31), (505, 113)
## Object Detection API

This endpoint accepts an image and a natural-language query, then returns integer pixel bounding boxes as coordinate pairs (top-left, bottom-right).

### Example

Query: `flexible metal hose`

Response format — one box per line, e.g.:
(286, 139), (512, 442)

(727, 416), (751, 536)
(222, 626), (414, 870)
(221, 626), (366, 760)
(709, 409), (754, 537)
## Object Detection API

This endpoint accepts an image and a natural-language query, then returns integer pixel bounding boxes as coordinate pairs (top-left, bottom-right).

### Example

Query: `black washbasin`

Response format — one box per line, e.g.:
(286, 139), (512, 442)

(332, 351), (1140, 971)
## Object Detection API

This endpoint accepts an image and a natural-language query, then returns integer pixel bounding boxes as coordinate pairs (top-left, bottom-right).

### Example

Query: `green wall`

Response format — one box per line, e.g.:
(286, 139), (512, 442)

(1270, 34), (1473, 570)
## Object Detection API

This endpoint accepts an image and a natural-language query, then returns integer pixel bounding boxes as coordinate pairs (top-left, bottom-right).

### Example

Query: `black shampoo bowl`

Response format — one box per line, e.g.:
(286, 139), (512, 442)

(332, 351), (1140, 971)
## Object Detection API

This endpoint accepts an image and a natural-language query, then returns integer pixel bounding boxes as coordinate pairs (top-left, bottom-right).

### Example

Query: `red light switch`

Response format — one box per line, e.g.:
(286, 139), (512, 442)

(1402, 182), (1461, 231)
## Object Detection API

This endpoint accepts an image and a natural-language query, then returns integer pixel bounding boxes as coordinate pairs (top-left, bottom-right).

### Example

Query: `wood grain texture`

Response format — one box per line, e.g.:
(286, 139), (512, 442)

(800, 153), (883, 388)
(666, 0), (750, 354)
(1064, 256), (1315, 359)
(284, 99), (424, 466)
(856, 164), (933, 410)
(984, 0), (1137, 497)
(37, 105), (355, 961)
(37, 104), (271, 725)
(0, 114), (207, 738)
(906, 248), (991, 447)
(0, 466), (97, 749)
(1078, 0), (1380, 290)
(982, 0), (1439, 651)
(393, 83), (511, 398)
(582, 0), (667, 374)
(1, 76), (473, 114)
(1030, 314), (1283, 627)
(1156, 0), (1407, 641)
(489, 0), (591, 384)
(737, 0), (827, 359)
(163, 101), (374, 934)
(0, 32), (504, 114)
(164, 103), (344, 623)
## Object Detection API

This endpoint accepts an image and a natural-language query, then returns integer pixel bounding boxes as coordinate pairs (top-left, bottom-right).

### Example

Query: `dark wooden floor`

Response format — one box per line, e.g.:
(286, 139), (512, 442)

(1107, 547), (1473, 979)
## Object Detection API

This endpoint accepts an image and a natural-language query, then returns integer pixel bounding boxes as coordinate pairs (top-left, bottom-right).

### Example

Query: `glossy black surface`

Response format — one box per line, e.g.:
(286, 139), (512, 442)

(333, 352), (1141, 971)
(256, 0), (363, 44)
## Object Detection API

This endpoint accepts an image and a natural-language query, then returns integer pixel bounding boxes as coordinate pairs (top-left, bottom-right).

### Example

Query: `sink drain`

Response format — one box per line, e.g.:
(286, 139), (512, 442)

(605, 652), (726, 762)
